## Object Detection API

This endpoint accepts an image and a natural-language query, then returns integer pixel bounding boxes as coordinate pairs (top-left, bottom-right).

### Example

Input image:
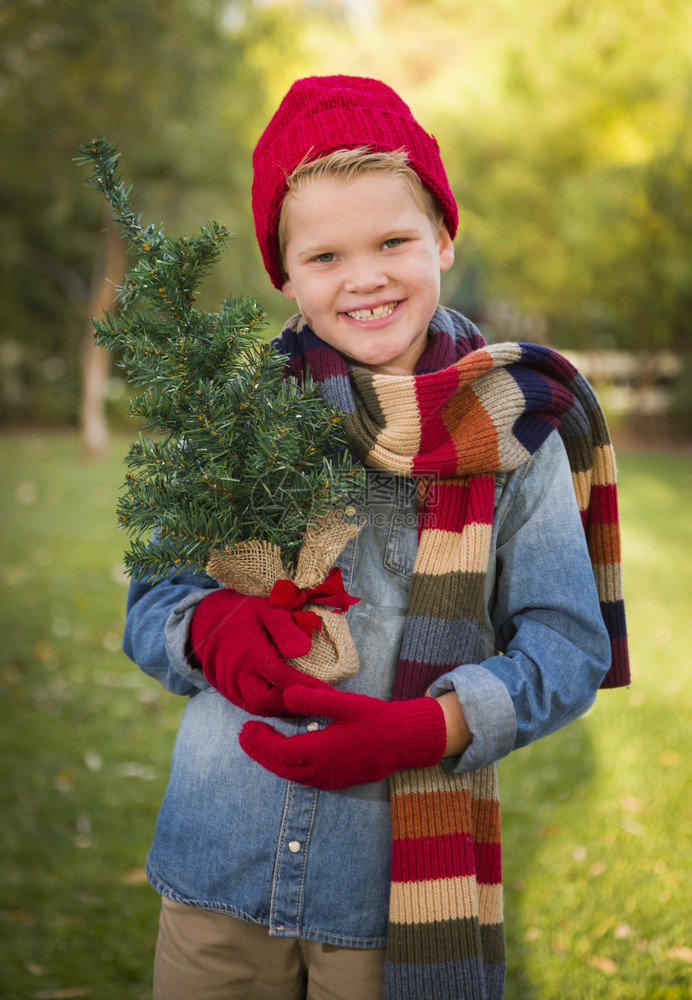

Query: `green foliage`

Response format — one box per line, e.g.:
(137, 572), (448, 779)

(4, 0), (692, 425)
(0, 0), (268, 424)
(274, 0), (692, 353)
(77, 139), (361, 581)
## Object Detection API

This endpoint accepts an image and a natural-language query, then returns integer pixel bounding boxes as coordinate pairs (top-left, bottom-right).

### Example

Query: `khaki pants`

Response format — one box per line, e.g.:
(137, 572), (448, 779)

(153, 896), (386, 1000)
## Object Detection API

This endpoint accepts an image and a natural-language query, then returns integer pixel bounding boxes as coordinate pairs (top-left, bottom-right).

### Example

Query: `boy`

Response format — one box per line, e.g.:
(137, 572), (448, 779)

(123, 76), (628, 1000)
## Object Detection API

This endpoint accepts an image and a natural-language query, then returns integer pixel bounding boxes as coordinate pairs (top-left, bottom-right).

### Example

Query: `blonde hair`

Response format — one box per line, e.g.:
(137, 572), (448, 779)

(277, 146), (444, 268)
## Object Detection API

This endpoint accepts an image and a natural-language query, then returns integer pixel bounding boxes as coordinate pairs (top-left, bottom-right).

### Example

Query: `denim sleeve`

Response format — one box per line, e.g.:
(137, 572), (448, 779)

(430, 431), (612, 773)
(122, 565), (220, 696)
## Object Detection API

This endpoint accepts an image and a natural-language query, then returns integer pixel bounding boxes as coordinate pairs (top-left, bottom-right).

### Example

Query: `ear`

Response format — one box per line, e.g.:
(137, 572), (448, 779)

(281, 276), (296, 300)
(437, 223), (455, 273)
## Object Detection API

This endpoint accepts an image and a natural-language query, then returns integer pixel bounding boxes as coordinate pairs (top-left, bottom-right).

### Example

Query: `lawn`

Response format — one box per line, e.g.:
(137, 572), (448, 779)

(0, 432), (690, 999)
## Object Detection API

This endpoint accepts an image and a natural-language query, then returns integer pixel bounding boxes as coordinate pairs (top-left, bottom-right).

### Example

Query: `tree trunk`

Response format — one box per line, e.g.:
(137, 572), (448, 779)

(80, 218), (126, 456)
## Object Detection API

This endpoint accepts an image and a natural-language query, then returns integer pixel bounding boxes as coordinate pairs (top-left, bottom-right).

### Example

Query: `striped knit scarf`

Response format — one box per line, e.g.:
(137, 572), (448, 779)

(275, 308), (629, 1000)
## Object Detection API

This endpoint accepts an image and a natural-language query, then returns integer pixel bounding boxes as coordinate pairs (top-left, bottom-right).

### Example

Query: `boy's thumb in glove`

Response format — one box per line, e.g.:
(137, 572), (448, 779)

(256, 602), (313, 659)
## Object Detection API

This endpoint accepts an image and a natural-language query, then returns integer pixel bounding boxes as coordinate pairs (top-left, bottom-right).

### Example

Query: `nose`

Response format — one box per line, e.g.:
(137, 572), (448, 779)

(343, 258), (388, 295)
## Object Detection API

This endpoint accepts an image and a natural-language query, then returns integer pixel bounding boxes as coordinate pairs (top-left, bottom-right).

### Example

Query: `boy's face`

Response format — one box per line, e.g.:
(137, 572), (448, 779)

(280, 172), (454, 375)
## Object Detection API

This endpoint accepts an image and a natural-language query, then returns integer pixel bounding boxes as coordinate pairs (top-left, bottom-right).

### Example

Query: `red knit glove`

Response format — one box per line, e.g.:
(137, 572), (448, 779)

(239, 685), (447, 789)
(189, 588), (329, 716)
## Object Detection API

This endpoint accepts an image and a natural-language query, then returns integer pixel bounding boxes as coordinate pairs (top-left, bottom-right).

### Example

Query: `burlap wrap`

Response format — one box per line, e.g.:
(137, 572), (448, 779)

(205, 512), (362, 684)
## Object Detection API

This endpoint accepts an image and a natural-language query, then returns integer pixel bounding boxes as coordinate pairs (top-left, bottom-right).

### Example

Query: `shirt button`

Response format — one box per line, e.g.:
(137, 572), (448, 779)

(288, 840), (301, 853)
(344, 504), (357, 518)
(306, 722), (320, 732)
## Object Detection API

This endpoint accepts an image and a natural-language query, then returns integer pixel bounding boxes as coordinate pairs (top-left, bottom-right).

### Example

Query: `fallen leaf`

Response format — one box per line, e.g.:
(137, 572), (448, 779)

(4, 565), (28, 586)
(117, 761), (156, 780)
(614, 924), (632, 939)
(588, 956), (617, 974)
(83, 752), (102, 772)
(54, 770), (75, 792)
(588, 861), (607, 877)
(110, 563), (129, 586)
(619, 816), (646, 837)
(122, 867), (149, 885)
(619, 794), (644, 814)
(667, 947), (692, 962)
(34, 641), (57, 661)
(16, 481), (38, 504)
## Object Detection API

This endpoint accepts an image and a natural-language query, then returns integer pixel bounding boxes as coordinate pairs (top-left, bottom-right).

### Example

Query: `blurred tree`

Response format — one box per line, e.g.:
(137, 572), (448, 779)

(80, 212), (126, 455)
(0, 0), (268, 444)
(453, 0), (692, 353)
(275, 0), (692, 352)
(2, 0), (691, 433)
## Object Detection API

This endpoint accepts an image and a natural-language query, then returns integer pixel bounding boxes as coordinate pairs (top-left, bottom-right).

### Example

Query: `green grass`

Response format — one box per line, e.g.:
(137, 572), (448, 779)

(500, 449), (692, 999)
(1, 433), (691, 999)
(0, 433), (182, 1000)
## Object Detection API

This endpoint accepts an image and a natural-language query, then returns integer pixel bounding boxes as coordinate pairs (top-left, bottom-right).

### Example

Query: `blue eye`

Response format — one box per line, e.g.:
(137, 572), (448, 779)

(313, 252), (336, 263)
(383, 238), (406, 250)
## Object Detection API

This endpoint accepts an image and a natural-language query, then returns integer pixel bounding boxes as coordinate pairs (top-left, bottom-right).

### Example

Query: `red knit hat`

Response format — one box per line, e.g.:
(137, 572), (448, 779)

(252, 75), (459, 289)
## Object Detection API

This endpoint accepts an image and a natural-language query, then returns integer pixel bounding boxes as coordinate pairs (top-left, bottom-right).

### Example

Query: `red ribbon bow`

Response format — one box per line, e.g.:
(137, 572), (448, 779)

(269, 567), (360, 637)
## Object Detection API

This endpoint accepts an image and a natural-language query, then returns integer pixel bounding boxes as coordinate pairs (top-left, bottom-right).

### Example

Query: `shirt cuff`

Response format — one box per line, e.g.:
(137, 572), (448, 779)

(165, 589), (216, 692)
(429, 664), (517, 773)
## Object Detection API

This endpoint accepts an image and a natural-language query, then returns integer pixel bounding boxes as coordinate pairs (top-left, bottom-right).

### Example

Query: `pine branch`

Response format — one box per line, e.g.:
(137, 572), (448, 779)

(78, 139), (362, 581)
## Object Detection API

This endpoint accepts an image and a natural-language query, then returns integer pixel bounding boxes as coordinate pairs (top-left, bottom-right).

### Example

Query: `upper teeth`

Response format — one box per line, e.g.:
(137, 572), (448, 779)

(347, 303), (397, 321)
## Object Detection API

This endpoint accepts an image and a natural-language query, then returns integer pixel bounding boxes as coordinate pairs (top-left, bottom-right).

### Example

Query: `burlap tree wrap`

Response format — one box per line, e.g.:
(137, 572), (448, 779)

(206, 511), (362, 684)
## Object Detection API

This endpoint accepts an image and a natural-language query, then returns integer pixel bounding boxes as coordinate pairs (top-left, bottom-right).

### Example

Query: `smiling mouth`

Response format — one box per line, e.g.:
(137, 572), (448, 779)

(345, 303), (398, 322)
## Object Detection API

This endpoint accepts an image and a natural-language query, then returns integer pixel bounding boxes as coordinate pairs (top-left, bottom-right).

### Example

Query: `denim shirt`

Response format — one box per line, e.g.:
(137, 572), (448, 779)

(122, 431), (610, 946)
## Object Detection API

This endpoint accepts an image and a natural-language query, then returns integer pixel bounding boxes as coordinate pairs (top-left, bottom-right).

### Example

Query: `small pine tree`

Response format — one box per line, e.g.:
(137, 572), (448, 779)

(77, 139), (361, 583)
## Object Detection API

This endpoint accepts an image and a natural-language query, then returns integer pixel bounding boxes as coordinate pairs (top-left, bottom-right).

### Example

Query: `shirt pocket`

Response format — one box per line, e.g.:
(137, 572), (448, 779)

(336, 476), (418, 608)
(384, 473), (504, 579)
(383, 477), (419, 579)
(494, 471), (508, 510)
